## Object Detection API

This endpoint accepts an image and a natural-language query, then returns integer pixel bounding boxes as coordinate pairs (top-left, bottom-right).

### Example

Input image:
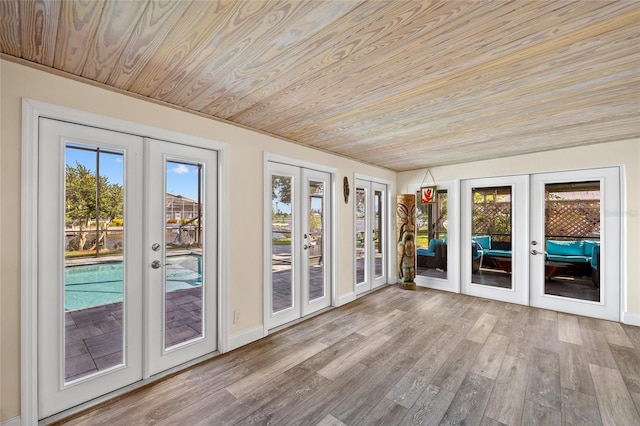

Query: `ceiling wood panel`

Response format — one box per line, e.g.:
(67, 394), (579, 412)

(81, 0), (147, 82)
(161, 1), (336, 107)
(272, 3), (637, 140)
(105, 0), (192, 89)
(149, 0), (276, 101)
(180, 0), (366, 112)
(230, 1), (487, 127)
(199, 0), (407, 118)
(2, 0), (638, 171)
(0, 0), (21, 57)
(19, 0), (61, 66)
(238, 0), (556, 130)
(53, 0), (105, 74)
(127, 0), (239, 97)
(306, 31), (640, 148)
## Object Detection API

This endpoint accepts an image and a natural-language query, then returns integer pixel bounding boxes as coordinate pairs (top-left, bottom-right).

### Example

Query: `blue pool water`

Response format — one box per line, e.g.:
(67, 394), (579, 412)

(65, 254), (202, 311)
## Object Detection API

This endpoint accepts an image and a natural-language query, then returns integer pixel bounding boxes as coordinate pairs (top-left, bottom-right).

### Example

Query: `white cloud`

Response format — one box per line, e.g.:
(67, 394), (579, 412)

(171, 164), (190, 174)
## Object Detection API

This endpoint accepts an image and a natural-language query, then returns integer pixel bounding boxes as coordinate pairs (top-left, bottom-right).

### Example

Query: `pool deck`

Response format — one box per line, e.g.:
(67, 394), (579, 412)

(65, 286), (202, 381)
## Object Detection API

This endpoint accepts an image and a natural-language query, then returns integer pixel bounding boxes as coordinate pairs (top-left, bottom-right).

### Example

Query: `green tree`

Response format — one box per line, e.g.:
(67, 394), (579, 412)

(66, 162), (123, 251)
(272, 175), (292, 205)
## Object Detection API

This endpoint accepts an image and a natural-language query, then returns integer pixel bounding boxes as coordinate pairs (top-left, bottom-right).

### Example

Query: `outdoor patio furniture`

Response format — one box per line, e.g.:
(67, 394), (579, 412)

(417, 239), (446, 269)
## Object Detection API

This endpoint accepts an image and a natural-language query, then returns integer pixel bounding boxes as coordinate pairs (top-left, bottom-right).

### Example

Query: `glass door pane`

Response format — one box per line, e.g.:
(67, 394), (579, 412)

(471, 186), (513, 290)
(272, 174), (294, 313)
(355, 184), (367, 289)
(543, 181), (601, 302)
(416, 189), (448, 279)
(164, 160), (204, 349)
(64, 143), (125, 382)
(374, 189), (384, 279)
(308, 180), (325, 302)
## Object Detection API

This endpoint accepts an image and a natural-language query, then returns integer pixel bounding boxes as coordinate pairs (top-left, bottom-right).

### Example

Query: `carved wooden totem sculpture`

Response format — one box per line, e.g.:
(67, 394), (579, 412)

(396, 194), (416, 290)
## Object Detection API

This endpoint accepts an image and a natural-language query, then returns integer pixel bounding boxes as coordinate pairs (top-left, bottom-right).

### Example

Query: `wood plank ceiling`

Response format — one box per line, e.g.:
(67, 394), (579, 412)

(1, 0), (639, 171)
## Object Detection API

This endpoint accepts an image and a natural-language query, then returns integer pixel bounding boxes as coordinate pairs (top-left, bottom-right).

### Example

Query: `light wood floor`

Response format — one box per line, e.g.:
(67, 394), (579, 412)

(56, 285), (640, 426)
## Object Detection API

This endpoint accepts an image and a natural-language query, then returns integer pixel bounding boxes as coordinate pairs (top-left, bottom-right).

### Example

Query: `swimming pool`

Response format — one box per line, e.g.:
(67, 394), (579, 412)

(65, 254), (202, 311)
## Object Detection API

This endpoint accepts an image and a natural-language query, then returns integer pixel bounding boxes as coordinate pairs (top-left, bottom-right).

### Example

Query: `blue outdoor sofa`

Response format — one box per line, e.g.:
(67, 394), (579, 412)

(416, 238), (447, 269)
(546, 240), (600, 287)
(473, 235), (600, 286)
(417, 235), (600, 286)
(417, 236), (483, 272)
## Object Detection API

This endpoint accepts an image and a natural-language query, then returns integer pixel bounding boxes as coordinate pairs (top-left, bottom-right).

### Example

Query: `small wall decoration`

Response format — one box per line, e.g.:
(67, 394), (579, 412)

(420, 185), (438, 204)
(343, 176), (350, 204)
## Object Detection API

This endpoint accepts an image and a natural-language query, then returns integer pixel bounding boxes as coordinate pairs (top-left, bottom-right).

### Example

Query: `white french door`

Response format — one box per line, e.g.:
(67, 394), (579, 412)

(37, 119), (218, 418)
(266, 162), (332, 330)
(354, 179), (387, 295)
(145, 139), (218, 375)
(411, 180), (460, 293)
(462, 169), (620, 320)
(530, 168), (620, 321)
(461, 175), (530, 305)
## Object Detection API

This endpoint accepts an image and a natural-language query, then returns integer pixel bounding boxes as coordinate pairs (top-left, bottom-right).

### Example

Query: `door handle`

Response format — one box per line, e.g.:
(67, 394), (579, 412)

(151, 260), (169, 269)
(531, 249), (542, 255)
(303, 245), (309, 250)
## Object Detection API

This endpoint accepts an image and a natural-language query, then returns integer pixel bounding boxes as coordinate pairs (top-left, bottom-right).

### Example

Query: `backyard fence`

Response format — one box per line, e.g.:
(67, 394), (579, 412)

(472, 199), (600, 241)
(545, 200), (600, 238)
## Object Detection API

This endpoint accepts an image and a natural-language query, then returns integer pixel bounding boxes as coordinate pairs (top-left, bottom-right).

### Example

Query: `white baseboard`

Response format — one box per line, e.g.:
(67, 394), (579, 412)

(227, 326), (265, 351)
(337, 292), (356, 306)
(623, 311), (640, 326)
(0, 416), (20, 426)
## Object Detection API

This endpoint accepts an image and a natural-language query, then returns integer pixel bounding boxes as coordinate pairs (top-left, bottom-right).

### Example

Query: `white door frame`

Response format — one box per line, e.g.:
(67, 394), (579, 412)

(21, 99), (229, 424)
(262, 153), (337, 335)
(408, 179), (461, 293)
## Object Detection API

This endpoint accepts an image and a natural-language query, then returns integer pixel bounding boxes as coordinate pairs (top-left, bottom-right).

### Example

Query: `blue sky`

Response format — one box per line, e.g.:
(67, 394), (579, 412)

(65, 145), (124, 186)
(65, 145), (200, 200)
(165, 161), (199, 200)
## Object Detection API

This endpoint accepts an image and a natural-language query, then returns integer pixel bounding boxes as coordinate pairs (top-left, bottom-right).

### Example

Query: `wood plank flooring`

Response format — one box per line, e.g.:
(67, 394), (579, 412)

(55, 285), (640, 426)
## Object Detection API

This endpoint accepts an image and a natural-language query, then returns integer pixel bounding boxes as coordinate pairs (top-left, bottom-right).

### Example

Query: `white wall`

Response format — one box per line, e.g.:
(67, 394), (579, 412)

(398, 141), (640, 320)
(0, 59), (396, 421)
